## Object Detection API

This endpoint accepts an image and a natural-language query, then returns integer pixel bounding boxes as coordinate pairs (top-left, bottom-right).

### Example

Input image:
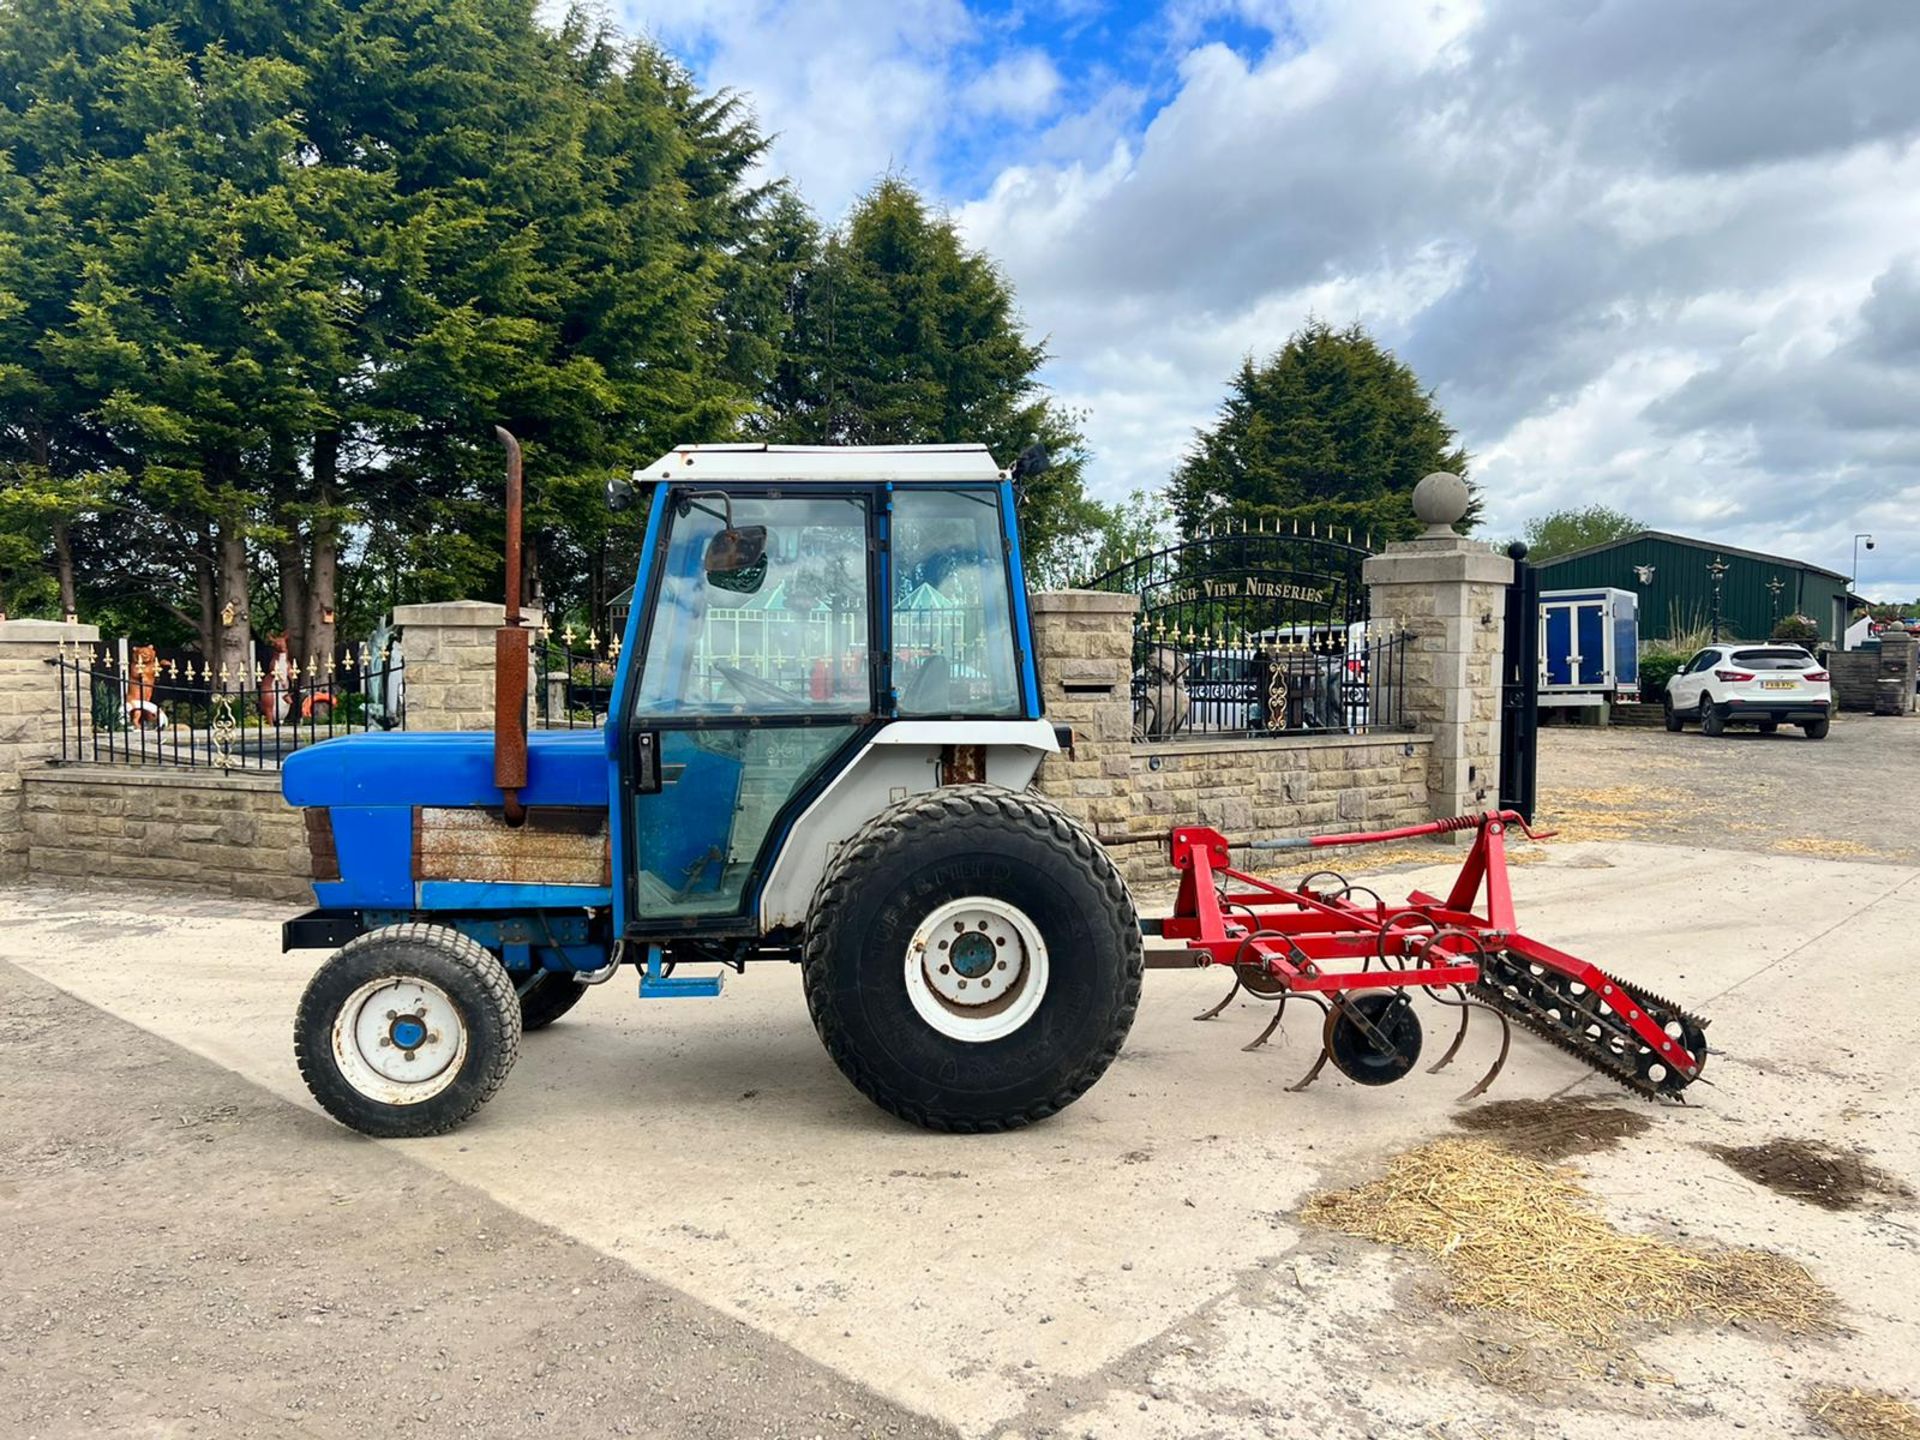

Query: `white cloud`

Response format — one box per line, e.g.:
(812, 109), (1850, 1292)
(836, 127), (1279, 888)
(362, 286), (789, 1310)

(618, 0), (978, 213)
(964, 49), (1064, 121)
(956, 0), (1920, 595)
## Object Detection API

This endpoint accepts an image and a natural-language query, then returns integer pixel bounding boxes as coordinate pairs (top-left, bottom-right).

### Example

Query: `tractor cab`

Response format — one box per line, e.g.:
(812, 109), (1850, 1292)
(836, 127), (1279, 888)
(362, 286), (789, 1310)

(610, 446), (1039, 933)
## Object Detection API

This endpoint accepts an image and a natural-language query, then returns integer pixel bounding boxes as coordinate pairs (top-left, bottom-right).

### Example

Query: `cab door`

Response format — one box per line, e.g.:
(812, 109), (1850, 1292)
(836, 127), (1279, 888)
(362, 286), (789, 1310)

(615, 487), (880, 934)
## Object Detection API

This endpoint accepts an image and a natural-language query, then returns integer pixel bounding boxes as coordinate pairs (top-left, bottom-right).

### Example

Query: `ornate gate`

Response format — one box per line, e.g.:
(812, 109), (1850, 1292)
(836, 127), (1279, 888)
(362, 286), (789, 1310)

(1080, 521), (1401, 740)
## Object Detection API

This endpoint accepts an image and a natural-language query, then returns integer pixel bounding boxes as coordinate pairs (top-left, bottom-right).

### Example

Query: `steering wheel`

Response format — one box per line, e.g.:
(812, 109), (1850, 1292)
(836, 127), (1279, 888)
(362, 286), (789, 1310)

(713, 662), (806, 708)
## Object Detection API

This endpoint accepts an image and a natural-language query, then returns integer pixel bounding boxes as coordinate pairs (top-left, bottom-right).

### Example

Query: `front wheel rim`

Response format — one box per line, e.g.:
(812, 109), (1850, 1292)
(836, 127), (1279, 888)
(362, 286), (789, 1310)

(332, 975), (469, 1105)
(903, 897), (1050, 1043)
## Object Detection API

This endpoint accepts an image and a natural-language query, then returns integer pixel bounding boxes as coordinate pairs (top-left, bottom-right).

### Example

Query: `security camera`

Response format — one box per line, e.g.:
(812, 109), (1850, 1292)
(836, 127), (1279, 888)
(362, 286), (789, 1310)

(1866, 538), (1876, 551)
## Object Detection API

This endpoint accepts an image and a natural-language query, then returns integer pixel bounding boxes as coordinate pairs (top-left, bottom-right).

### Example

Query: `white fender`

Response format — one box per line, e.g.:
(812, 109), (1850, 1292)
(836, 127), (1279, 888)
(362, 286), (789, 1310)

(757, 719), (1060, 931)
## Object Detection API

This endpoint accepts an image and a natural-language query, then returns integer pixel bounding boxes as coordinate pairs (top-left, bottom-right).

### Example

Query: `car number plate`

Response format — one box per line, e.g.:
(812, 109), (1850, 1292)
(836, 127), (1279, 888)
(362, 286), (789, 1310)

(1760, 679), (1796, 689)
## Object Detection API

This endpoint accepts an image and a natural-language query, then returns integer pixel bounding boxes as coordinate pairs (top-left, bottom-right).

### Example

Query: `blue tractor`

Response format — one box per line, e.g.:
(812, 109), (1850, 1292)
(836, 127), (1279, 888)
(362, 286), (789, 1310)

(281, 440), (1142, 1137)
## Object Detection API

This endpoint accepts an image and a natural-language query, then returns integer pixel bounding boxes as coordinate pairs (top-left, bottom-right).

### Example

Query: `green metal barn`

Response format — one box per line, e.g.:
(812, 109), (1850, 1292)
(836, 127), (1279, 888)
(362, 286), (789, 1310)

(1532, 531), (1854, 646)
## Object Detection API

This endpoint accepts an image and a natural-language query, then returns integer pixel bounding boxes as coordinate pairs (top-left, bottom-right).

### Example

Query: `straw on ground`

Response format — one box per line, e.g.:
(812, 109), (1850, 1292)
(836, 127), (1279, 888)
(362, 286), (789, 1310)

(1302, 1137), (1832, 1343)
(1805, 1385), (1920, 1440)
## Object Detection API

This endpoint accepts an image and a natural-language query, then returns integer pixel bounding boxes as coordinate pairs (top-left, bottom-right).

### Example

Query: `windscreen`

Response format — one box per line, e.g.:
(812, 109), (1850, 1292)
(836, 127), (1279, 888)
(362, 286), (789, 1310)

(1729, 648), (1815, 670)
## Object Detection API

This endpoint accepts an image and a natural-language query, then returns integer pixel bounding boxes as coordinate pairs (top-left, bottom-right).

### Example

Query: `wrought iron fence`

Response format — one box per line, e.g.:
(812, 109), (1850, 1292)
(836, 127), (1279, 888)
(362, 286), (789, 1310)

(1132, 620), (1412, 741)
(49, 640), (405, 770)
(535, 625), (619, 728)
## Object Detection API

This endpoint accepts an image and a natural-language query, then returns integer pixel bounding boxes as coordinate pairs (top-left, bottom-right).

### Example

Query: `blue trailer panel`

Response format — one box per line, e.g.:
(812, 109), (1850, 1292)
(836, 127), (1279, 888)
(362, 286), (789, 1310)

(1539, 587), (1639, 707)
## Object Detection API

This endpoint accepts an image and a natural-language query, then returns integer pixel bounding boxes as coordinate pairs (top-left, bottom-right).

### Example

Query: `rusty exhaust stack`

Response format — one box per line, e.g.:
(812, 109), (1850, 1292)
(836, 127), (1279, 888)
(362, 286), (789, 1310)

(493, 426), (529, 824)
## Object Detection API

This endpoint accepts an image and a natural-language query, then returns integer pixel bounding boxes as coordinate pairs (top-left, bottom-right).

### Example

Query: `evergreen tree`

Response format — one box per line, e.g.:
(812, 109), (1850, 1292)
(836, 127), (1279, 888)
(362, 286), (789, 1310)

(1172, 320), (1474, 544)
(0, 0), (783, 654)
(768, 178), (1092, 570)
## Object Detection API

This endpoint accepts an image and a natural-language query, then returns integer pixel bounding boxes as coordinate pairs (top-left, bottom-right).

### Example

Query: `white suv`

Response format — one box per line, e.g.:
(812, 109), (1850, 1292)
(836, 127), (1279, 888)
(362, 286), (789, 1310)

(1665, 644), (1831, 739)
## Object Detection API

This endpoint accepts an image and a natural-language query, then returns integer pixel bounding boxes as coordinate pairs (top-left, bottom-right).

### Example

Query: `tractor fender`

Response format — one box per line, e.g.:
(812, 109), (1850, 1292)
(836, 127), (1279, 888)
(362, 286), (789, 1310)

(757, 719), (1061, 931)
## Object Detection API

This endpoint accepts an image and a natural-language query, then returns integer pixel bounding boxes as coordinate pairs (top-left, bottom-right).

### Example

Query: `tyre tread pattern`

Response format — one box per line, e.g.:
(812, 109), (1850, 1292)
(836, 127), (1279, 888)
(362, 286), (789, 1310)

(295, 922), (521, 1138)
(801, 785), (1142, 1134)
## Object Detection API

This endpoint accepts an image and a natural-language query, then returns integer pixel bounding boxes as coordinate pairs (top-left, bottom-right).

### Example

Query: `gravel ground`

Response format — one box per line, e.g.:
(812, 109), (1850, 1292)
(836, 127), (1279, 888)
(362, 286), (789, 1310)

(1534, 711), (1920, 865)
(0, 961), (953, 1440)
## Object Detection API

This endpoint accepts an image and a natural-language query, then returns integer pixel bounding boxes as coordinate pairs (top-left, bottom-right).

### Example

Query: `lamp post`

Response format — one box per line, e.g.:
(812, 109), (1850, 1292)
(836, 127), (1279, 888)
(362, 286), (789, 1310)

(1767, 575), (1785, 631)
(1708, 556), (1730, 642)
(1853, 533), (1875, 589)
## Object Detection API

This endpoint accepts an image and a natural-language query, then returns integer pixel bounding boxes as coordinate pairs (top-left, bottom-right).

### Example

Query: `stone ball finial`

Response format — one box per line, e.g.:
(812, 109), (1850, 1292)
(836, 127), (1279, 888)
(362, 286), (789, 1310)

(1412, 471), (1469, 534)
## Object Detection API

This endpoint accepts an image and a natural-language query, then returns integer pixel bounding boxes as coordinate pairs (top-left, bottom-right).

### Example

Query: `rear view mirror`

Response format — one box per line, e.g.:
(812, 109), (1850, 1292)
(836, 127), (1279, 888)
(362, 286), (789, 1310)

(704, 525), (768, 594)
(607, 475), (636, 513)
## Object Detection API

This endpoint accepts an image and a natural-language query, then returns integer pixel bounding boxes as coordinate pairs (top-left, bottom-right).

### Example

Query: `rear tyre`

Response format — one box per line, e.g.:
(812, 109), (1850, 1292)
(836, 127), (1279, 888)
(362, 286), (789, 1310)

(295, 923), (520, 1138)
(803, 786), (1143, 1132)
(1804, 717), (1831, 739)
(516, 970), (588, 1031)
(1700, 696), (1725, 736)
(1663, 698), (1683, 732)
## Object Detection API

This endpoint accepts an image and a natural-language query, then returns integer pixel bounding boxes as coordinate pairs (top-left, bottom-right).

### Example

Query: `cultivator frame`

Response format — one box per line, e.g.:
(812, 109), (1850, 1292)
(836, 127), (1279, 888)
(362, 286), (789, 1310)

(1159, 812), (1710, 1100)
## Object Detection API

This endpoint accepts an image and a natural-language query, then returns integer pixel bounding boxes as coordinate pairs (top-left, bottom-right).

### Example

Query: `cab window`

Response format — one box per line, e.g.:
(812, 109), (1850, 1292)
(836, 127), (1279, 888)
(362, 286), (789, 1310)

(890, 488), (1021, 717)
(633, 493), (872, 717)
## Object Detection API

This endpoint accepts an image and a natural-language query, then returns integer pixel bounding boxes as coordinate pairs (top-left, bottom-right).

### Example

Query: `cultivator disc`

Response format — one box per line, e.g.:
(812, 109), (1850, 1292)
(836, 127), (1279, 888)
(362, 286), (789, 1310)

(1160, 812), (1710, 1102)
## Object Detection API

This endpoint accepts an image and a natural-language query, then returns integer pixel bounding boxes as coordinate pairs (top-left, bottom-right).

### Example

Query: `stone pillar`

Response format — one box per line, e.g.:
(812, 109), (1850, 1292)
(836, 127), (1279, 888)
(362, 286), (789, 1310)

(390, 601), (542, 733)
(1363, 475), (1513, 822)
(1028, 591), (1137, 843)
(0, 617), (101, 879)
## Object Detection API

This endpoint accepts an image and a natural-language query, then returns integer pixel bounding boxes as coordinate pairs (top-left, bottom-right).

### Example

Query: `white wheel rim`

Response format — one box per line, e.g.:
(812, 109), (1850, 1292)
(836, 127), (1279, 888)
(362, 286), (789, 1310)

(331, 976), (469, 1105)
(904, 897), (1049, 1043)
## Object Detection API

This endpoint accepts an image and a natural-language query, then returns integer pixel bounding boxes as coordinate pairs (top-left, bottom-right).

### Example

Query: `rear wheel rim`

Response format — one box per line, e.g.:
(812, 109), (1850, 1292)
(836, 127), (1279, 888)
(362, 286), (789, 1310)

(903, 897), (1050, 1043)
(332, 975), (469, 1105)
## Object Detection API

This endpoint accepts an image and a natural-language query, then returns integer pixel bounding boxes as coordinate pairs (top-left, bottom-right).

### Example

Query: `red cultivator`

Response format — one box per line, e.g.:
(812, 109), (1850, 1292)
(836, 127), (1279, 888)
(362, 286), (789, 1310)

(1157, 812), (1711, 1100)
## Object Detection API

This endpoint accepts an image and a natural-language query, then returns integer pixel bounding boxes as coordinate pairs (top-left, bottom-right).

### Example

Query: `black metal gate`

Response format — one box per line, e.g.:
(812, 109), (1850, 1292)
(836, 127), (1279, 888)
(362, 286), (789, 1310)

(1499, 545), (1540, 821)
(1080, 522), (1405, 740)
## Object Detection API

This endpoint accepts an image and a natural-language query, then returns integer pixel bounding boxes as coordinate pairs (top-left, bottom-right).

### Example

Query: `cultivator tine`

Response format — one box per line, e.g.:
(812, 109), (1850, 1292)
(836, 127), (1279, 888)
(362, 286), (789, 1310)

(1454, 1002), (1512, 1102)
(1284, 997), (1335, 1091)
(1426, 998), (1473, 1074)
(1242, 998), (1288, 1052)
(1193, 973), (1243, 1023)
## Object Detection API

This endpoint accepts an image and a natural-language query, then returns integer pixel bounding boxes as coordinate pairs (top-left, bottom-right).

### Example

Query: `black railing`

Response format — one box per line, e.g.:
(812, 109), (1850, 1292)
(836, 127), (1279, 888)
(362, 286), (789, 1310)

(535, 628), (618, 729)
(50, 642), (404, 770)
(1132, 622), (1411, 741)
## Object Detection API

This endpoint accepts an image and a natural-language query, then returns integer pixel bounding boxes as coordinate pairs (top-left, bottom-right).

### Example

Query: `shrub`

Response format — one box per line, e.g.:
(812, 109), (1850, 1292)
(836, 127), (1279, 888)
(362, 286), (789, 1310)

(1771, 613), (1819, 643)
(1638, 649), (1687, 701)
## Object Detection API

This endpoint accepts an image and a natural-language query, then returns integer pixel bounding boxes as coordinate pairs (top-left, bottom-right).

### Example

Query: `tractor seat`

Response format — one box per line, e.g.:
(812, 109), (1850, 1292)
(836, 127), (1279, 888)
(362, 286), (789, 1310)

(901, 655), (952, 712)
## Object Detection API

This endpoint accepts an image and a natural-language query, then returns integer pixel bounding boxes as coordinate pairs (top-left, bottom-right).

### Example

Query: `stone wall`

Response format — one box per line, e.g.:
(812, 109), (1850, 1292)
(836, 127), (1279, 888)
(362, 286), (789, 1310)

(1827, 634), (1915, 714)
(1027, 590), (1434, 887)
(1104, 734), (1429, 885)
(0, 618), (100, 881)
(22, 767), (313, 903)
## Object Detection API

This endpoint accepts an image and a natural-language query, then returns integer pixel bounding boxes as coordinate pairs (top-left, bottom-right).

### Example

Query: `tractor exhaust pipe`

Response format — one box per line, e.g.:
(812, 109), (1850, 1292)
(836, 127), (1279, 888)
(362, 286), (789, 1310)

(494, 426), (529, 824)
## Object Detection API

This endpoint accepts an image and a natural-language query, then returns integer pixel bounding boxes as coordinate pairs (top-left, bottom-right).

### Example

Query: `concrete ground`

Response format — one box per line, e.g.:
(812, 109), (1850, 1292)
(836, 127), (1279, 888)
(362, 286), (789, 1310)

(1535, 708), (1920, 865)
(4, 718), (1919, 1437)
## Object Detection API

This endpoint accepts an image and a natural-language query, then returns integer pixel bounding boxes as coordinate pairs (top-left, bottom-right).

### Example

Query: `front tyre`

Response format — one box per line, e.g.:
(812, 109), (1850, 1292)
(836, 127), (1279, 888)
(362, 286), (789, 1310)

(295, 923), (521, 1138)
(516, 970), (589, 1031)
(1663, 697), (1683, 732)
(803, 786), (1142, 1132)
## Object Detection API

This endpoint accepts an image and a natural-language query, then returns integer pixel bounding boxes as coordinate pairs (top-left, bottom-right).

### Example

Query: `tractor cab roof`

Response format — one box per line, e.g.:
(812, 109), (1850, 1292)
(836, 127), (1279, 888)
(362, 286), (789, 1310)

(634, 443), (1006, 485)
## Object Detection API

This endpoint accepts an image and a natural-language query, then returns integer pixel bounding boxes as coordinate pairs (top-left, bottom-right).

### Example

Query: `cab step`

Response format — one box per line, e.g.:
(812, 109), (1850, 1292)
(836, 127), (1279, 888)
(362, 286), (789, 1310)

(637, 943), (726, 999)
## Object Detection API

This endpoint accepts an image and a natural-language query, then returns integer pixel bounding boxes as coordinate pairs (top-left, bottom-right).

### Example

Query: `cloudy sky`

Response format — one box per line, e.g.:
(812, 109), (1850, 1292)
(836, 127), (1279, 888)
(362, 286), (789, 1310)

(613, 0), (1920, 599)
